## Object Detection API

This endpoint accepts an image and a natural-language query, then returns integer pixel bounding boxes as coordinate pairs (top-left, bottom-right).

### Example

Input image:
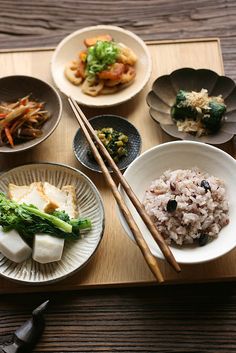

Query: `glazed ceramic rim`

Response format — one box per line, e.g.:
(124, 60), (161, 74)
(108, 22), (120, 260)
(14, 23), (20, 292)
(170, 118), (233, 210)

(0, 75), (63, 153)
(0, 162), (105, 285)
(51, 25), (152, 107)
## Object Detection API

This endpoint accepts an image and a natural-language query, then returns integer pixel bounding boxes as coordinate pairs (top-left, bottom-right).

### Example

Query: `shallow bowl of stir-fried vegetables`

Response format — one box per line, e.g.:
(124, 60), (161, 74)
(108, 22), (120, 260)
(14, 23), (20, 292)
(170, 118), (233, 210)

(0, 75), (62, 152)
(51, 25), (152, 107)
(146, 68), (236, 145)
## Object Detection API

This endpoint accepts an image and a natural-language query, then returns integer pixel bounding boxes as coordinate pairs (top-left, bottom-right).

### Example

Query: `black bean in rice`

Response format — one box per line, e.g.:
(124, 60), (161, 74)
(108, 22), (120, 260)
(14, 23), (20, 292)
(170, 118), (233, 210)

(143, 168), (229, 246)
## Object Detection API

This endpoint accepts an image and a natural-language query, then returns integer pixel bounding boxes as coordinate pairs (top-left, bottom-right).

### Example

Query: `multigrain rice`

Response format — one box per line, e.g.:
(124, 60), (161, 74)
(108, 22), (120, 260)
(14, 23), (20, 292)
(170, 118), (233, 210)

(143, 168), (229, 246)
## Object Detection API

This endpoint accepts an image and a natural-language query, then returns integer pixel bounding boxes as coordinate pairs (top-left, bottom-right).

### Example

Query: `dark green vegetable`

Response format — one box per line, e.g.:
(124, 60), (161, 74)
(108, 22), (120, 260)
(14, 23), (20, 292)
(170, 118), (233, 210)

(0, 193), (92, 241)
(171, 89), (226, 135)
(171, 90), (197, 121)
(86, 40), (119, 77)
(202, 101), (226, 132)
(175, 89), (187, 105)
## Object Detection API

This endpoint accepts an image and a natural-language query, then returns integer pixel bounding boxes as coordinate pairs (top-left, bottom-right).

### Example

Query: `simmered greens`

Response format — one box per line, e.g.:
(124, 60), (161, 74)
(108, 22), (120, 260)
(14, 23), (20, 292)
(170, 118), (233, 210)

(0, 193), (92, 241)
(171, 89), (226, 136)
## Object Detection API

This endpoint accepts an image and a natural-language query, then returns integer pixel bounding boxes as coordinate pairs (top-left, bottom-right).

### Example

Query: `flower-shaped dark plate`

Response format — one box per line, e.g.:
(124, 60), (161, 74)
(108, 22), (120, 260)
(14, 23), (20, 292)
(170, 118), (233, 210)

(146, 68), (236, 144)
(73, 114), (142, 173)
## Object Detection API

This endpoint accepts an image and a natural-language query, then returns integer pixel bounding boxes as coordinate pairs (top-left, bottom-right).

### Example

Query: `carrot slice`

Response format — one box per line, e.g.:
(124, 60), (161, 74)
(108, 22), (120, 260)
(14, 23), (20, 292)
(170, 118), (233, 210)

(84, 34), (112, 47)
(4, 127), (14, 147)
(79, 50), (87, 62)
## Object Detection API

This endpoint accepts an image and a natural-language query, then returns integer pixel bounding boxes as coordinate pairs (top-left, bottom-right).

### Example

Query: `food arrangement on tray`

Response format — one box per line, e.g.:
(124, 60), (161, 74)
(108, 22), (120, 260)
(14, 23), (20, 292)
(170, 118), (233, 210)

(0, 164), (104, 284)
(51, 25), (152, 107)
(0, 25), (236, 286)
(0, 182), (92, 264)
(64, 33), (137, 96)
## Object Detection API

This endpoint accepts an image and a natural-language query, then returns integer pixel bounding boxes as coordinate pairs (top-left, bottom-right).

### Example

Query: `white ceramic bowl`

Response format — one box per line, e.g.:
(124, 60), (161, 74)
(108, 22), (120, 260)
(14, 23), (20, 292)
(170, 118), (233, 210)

(118, 141), (236, 264)
(0, 163), (104, 284)
(51, 25), (152, 107)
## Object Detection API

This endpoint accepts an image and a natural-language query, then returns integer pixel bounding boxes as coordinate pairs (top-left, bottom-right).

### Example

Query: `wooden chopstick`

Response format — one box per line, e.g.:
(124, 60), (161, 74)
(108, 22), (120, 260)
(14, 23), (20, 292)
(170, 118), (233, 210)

(68, 98), (164, 283)
(69, 98), (181, 274)
(69, 98), (181, 273)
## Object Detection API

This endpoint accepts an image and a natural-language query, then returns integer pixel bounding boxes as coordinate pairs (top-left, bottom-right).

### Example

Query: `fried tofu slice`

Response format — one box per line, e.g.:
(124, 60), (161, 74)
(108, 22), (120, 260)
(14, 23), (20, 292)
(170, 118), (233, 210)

(12, 182), (58, 213)
(8, 183), (31, 202)
(43, 182), (77, 218)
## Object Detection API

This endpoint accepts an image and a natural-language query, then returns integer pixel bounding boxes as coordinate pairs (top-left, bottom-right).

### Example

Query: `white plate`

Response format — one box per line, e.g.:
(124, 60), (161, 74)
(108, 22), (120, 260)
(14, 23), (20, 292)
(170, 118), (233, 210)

(51, 25), (152, 107)
(118, 141), (236, 264)
(0, 163), (104, 284)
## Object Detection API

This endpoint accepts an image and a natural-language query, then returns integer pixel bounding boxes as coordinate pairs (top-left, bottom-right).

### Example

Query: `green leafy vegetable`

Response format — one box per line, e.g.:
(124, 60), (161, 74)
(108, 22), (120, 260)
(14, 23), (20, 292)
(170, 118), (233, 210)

(0, 193), (92, 241)
(171, 89), (226, 135)
(202, 101), (226, 132)
(86, 40), (119, 76)
(171, 90), (197, 121)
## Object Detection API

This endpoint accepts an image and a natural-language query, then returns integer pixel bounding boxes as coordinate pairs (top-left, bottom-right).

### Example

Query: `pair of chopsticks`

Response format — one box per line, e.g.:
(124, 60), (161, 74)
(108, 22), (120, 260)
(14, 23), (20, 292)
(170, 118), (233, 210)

(68, 98), (181, 283)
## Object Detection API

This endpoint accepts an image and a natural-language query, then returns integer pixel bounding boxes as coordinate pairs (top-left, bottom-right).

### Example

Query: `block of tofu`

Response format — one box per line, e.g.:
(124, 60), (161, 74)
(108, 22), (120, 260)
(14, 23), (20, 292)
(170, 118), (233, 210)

(16, 182), (58, 213)
(0, 226), (32, 263)
(43, 182), (77, 218)
(33, 234), (64, 264)
(8, 183), (31, 202)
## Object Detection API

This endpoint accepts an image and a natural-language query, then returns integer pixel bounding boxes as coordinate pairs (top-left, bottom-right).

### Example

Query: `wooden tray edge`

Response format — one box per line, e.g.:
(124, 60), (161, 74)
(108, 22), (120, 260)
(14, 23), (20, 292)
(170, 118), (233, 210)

(0, 37), (221, 51)
(0, 37), (224, 76)
(1, 273), (236, 295)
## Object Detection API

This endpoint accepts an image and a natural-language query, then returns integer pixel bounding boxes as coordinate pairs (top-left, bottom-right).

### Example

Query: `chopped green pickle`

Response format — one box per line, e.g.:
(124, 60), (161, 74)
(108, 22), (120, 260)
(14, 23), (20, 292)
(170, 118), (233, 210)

(89, 127), (128, 163)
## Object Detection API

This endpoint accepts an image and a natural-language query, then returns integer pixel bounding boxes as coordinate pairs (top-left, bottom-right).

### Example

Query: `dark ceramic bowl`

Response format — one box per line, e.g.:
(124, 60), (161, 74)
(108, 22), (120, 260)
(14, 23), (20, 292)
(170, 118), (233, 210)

(0, 75), (62, 153)
(73, 114), (142, 173)
(146, 68), (236, 144)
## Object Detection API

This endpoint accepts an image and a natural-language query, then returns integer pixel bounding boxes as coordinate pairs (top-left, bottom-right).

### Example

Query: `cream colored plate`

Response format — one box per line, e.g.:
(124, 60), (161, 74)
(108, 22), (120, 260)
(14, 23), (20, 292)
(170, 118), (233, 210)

(51, 25), (152, 107)
(0, 163), (104, 284)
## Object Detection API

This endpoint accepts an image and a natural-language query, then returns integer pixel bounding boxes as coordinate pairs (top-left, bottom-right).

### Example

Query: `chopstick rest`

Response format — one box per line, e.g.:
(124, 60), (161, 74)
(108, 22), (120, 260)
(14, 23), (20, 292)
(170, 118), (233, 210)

(0, 300), (49, 353)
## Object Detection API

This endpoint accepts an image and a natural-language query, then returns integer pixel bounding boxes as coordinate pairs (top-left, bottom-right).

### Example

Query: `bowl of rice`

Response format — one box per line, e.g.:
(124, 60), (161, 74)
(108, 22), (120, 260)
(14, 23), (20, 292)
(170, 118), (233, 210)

(118, 141), (236, 264)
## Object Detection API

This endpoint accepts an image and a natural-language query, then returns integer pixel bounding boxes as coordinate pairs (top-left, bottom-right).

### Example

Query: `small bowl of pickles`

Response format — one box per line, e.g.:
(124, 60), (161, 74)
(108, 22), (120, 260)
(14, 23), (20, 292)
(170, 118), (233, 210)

(73, 114), (142, 172)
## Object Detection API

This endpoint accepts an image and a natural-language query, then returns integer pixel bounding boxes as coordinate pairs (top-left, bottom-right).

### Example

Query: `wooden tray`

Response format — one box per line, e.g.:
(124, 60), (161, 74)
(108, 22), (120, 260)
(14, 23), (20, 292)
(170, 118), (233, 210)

(1, 38), (234, 294)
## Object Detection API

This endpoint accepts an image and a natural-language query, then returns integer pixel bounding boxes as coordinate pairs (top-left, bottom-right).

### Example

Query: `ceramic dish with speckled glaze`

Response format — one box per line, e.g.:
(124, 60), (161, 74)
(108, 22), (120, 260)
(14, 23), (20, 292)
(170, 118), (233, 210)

(51, 25), (152, 107)
(0, 163), (105, 285)
(146, 68), (236, 144)
(73, 114), (142, 173)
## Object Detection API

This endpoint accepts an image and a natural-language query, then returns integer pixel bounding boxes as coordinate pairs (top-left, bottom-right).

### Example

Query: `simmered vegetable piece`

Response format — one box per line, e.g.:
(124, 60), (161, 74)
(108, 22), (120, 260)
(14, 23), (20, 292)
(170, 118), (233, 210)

(65, 34), (137, 96)
(0, 95), (50, 147)
(171, 89), (226, 136)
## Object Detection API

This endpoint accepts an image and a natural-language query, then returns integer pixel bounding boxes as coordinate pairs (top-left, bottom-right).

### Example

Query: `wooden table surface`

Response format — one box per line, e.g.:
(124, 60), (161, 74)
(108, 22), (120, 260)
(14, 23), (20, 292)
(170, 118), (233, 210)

(1, 1), (236, 352)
